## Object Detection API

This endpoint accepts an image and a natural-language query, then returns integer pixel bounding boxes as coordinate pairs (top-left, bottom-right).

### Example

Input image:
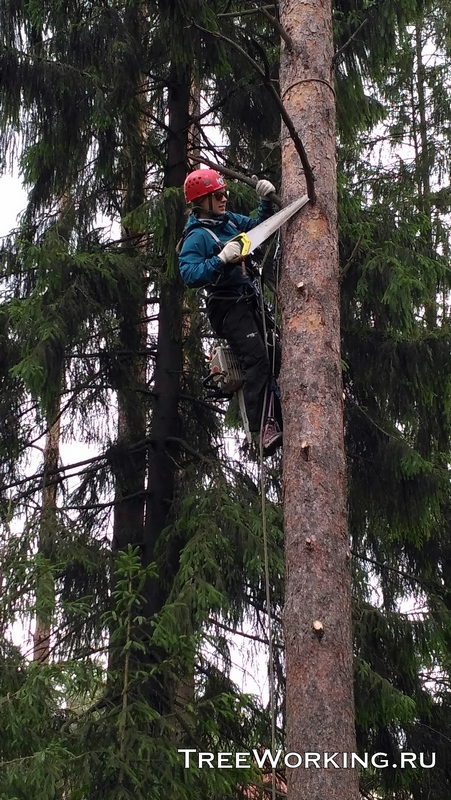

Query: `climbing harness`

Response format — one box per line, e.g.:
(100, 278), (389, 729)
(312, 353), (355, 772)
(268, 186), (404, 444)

(203, 281), (280, 446)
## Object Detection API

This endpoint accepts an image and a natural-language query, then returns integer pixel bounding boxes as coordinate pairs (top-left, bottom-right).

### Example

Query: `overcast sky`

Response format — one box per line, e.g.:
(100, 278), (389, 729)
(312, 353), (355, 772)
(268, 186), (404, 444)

(0, 173), (27, 237)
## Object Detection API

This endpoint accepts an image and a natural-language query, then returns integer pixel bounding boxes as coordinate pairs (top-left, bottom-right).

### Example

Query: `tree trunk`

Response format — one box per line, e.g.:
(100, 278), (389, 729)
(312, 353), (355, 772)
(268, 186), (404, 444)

(278, 2), (359, 798)
(414, 23), (436, 329)
(188, 79), (202, 167)
(33, 400), (60, 662)
(143, 65), (189, 618)
(111, 10), (148, 554)
(111, 253), (147, 554)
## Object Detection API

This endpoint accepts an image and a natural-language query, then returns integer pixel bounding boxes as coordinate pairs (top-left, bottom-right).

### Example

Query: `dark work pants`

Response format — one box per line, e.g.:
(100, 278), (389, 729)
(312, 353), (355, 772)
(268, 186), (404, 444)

(207, 292), (281, 433)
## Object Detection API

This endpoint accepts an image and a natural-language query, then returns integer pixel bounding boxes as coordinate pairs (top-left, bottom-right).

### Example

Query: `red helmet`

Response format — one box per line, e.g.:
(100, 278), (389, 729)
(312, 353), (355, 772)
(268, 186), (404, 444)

(184, 168), (227, 203)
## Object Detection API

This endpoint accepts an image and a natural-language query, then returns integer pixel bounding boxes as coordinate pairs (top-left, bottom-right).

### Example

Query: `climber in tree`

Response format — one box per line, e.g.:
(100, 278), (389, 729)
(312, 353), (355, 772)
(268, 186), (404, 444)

(178, 168), (282, 455)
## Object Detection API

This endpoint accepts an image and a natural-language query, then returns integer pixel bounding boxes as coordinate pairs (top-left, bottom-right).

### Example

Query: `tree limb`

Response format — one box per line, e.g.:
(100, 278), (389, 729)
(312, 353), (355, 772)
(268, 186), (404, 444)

(352, 550), (432, 593)
(191, 21), (316, 202)
(332, 18), (369, 65)
(218, 4), (275, 18)
(259, 5), (294, 51)
(208, 617), (283, 648)
(190, 154), (282, 207)
(165, 436), (215, 465)
(179, 393), (227, 415)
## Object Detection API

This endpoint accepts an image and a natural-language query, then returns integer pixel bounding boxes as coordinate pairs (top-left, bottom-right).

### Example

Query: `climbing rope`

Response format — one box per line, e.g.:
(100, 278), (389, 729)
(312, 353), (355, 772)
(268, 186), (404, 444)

(259, 440), (277, 800)
(256, 241), (281, 800)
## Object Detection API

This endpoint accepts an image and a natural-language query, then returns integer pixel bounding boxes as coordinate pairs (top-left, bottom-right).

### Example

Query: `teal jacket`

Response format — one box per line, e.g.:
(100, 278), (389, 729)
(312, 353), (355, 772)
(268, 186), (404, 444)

(178, 200), (273, 289)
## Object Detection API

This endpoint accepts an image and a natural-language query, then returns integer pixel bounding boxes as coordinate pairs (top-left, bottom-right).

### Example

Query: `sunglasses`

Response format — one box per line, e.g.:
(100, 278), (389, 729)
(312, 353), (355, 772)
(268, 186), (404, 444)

(213, 190), (228, 200)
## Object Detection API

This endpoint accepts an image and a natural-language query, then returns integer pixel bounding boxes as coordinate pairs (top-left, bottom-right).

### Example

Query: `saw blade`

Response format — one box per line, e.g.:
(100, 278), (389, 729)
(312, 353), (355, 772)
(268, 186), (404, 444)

(244, 194), (309, 253)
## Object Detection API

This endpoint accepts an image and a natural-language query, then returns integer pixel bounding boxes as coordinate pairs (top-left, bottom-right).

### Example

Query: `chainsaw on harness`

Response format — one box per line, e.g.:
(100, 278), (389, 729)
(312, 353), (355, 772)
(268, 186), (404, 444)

(203, 343), (252, 443)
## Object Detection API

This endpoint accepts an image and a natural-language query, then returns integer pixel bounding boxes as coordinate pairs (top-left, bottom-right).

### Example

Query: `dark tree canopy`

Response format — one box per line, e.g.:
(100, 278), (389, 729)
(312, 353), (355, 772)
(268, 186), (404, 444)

(0, 1), (451, 798)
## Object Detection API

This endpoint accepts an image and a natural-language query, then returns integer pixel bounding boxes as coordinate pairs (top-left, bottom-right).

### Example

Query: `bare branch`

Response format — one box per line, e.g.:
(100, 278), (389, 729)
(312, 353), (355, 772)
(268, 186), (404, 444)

(191, 21), (316, 202)
(179, 393), (228, 415)
(218, 4), (275, 18)
(259, 5), (294, 51)
(332, 18), (369, 65)
(190, 154), (282, 207)
(352, 550), (433, 592)
(208, 617), (283, 648)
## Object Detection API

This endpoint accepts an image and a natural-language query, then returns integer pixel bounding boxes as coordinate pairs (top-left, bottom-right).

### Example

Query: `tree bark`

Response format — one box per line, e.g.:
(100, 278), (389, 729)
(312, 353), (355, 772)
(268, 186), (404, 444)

(188, 79), (202, 167)
(33, 400), (60, 662)
(132, 65), (189, 716)
(111, 8), (148, 555)
(414, 23), (437, 329)
(143, 66), (189, 616)
(278, 2), (359, 798)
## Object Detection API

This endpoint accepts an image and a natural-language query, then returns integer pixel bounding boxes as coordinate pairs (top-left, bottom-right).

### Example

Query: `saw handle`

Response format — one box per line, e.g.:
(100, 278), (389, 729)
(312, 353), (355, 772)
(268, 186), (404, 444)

(226, 232), (251, 263)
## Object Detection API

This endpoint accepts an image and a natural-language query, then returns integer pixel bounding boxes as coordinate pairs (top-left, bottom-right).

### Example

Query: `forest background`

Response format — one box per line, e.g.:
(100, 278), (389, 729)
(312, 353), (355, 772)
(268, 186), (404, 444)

(1, 1), (451, 799)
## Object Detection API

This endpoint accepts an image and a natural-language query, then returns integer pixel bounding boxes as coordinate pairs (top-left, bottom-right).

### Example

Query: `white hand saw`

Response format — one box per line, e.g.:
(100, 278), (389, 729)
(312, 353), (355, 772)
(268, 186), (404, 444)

(230, 194), (309, 260)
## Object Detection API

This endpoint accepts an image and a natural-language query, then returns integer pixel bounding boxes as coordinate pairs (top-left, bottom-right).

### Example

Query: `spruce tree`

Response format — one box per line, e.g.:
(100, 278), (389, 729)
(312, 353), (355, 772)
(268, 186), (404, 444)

(0, 2), (286, 797)
(2, 2), (451, 799)
(339, 5), (451, 795)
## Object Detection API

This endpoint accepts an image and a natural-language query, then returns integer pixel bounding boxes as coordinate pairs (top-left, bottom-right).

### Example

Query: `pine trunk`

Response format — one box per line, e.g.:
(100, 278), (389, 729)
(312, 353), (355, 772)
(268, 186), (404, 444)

(278, 2), (359, 798)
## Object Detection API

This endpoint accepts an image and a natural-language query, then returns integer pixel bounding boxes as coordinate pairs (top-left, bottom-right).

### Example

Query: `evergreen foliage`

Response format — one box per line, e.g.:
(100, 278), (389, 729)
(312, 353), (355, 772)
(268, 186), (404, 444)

(0, 2), (285, 798)
(1, 0), (451, 798)
(339, 6), (451, 794)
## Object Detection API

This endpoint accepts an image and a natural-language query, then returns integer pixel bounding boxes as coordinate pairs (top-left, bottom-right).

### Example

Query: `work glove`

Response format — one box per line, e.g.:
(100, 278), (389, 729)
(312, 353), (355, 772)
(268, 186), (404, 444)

(255, 178), (276, 198)
(218, 240), (243, 264)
